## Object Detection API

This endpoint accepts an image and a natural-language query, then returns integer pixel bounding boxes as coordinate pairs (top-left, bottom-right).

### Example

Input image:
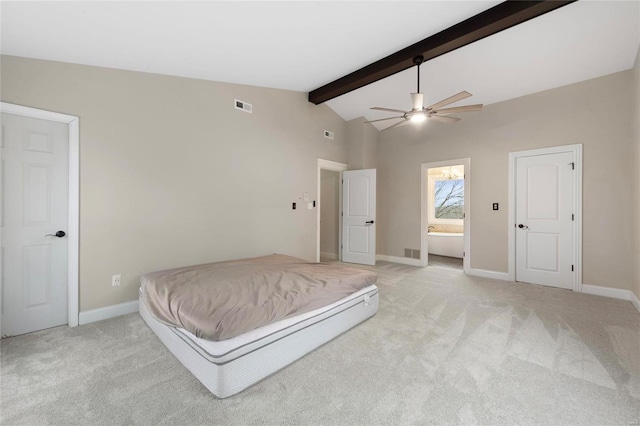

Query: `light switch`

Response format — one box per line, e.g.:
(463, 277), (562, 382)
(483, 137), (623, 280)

(307, 202), (313, 210)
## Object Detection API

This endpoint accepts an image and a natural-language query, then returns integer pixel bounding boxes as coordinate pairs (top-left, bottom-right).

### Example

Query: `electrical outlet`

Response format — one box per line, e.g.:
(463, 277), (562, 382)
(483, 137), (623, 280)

(112, 274), (121, 287)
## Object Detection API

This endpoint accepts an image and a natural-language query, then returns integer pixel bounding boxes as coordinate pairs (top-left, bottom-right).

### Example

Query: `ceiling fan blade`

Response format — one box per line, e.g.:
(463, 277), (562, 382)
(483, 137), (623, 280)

(427, 91), (472, 111)
(371, 107), (408, 113)
(410, 93), (424, 110)
(382, 119), (409, 131)
(364, 116), (405, 124)
(429, 115), (461, 123)
(432, 104), (483, 114)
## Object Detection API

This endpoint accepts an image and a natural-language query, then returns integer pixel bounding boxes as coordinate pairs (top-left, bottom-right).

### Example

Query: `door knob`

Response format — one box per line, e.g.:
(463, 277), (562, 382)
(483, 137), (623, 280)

(517, 224), (529, 229)
(45, 231), (66, 238)
(365, 220), (374, 224)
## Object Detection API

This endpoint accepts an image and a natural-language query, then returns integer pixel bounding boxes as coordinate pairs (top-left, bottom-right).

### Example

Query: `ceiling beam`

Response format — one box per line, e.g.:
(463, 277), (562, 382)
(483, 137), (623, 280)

(308, 0), (577, 105)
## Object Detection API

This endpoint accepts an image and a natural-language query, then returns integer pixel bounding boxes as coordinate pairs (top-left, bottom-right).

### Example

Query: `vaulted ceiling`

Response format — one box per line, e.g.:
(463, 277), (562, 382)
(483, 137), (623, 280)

(2, 1), (639, 130)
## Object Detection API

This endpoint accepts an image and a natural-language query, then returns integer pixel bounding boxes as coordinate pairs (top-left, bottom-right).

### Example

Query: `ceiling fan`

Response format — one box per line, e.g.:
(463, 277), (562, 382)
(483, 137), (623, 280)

(365, 55), (483, 131)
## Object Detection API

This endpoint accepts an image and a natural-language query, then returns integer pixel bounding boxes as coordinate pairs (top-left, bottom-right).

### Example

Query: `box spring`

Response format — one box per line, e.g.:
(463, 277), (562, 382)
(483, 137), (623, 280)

(139, 285), (378, 398)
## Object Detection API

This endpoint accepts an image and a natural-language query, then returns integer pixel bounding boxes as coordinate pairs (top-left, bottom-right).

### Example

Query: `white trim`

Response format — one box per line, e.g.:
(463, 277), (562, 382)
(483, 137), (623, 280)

(467, 268), (510, 281)
(508, 144), (583, 292)
(631, 291), (640, 315)
(376, 255), (422, 267)
(316, 159), (347, 263)
(0, 102), (80, 327)
(78, 300), (139, 325)
(581, 284), (632, 301)
(420, 158), (470, 273)
(320, 252), (338, 261)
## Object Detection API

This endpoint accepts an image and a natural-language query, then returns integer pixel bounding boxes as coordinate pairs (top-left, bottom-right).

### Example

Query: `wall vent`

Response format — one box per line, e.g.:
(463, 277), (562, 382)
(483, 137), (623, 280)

(412, 249), (421, 259)
(234, 99), (252, 113)
(323, 130), (334, 140)
(404, 248), (412, 258)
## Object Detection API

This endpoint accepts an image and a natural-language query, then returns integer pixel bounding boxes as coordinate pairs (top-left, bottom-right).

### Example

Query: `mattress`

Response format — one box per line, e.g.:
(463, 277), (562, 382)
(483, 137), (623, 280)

(139, 284), (378, 397)
(141, 254), (377, 341)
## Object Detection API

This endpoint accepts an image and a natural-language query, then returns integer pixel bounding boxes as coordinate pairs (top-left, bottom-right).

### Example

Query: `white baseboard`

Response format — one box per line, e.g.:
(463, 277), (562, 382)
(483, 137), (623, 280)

(581, 284), (633, 301)
(467, 268), (510, 281)
(631, 291), (640, 314)
(79, 300), (139, 325)
(376, 255), (423, 267)
(320, 252), (338, 261)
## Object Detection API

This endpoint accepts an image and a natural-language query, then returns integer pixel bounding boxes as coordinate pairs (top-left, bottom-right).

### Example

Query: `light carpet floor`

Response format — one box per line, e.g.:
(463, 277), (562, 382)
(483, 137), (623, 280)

(2, 261), (639, 425)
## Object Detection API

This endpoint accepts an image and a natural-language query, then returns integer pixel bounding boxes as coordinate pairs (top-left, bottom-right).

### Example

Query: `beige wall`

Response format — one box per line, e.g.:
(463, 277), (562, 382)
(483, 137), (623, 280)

(320, 169), (340, 256)
(346, 118), (364, 170)
(346, 117), (378, 170)
(1, 55), (348, 311)
(378, 70), (636, 290)
(363, 123), (378, 170)
(632, 47), (640, 301)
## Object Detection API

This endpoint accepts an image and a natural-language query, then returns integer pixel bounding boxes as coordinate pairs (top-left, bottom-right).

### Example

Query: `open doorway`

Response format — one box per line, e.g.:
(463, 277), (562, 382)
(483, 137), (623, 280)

(420, 158), (470, 273)
(316, 159), (347, 262)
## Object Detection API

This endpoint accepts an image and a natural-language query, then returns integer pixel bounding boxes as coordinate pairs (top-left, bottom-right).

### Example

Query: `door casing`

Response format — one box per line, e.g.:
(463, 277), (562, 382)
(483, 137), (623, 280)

(508, 144), (582, 292)
(0, 102), (80, 327)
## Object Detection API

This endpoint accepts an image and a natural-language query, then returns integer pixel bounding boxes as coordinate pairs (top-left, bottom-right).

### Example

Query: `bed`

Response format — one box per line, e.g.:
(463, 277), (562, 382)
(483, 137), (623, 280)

(138, 254), (378, 398)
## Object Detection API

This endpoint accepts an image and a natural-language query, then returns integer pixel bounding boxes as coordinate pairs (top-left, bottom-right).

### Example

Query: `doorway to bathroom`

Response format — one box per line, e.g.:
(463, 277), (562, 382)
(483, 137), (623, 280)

(420, 158), (470, 272)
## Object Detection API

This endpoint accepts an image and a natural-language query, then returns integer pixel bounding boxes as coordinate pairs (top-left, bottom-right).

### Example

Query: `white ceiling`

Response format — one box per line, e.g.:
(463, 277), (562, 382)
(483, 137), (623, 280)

(2, 1), (639, 130)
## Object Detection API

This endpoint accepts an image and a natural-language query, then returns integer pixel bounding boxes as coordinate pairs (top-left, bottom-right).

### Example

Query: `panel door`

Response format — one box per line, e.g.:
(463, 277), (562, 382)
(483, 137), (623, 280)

(1, 112), (69, 337)
(342, 169), (376, 265)
(515, 152), (574, 289)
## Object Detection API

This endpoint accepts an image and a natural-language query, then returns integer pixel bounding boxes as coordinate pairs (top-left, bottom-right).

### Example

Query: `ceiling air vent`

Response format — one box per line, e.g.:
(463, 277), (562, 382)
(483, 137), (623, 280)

(323, 130), (334, 140)
(234, 99), (252, 113)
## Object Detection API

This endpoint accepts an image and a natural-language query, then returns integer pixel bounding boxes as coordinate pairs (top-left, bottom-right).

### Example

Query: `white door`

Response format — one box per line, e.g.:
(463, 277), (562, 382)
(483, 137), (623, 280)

(1, 112), (69, 337)
(342, 169), (376, 265)
(515, 152), (574, 289)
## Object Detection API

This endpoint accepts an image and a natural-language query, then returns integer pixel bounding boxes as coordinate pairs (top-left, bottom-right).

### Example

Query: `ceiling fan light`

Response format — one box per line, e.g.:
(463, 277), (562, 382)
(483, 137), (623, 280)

(410, 111), (426, 123)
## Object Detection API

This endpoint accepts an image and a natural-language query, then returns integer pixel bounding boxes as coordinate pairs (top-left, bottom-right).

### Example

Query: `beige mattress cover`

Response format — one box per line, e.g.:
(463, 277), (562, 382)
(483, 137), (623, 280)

(140, 254), (377, 341)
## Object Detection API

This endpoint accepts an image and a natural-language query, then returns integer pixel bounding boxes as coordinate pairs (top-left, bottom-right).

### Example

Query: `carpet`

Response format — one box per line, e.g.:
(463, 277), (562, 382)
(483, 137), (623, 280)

(2, 261), (639, 425)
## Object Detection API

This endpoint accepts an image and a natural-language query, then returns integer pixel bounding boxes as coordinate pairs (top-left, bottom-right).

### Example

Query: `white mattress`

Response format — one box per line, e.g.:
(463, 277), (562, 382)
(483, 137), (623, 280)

(139, 284), (378, 397)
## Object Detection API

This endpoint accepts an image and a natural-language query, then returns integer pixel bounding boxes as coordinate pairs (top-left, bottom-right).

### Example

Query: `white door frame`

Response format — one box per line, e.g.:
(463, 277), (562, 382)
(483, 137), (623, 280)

(508, 144), (582, 292)
(420, 158), (471, 273)
(316, 158), (347, 262)
(1, 102), (80, 327)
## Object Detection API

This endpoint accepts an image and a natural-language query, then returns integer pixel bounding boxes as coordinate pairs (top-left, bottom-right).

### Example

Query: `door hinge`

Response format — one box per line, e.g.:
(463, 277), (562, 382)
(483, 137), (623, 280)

(463, 251), (465, 257)
(463, 213), (465, 219)
(571, 214), (574, 221)
(341, 212), (343, 217)
(569, 162), (575, 170)
(571, 265), (574, 272)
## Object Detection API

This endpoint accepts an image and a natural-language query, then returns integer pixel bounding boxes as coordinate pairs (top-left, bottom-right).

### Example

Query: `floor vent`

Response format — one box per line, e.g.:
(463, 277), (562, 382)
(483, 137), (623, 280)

(234, 99), (252, 113)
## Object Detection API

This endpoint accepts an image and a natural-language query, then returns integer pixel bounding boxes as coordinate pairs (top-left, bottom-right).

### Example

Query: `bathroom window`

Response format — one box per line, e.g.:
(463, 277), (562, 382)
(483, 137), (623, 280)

(428, 173), (464, 225)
